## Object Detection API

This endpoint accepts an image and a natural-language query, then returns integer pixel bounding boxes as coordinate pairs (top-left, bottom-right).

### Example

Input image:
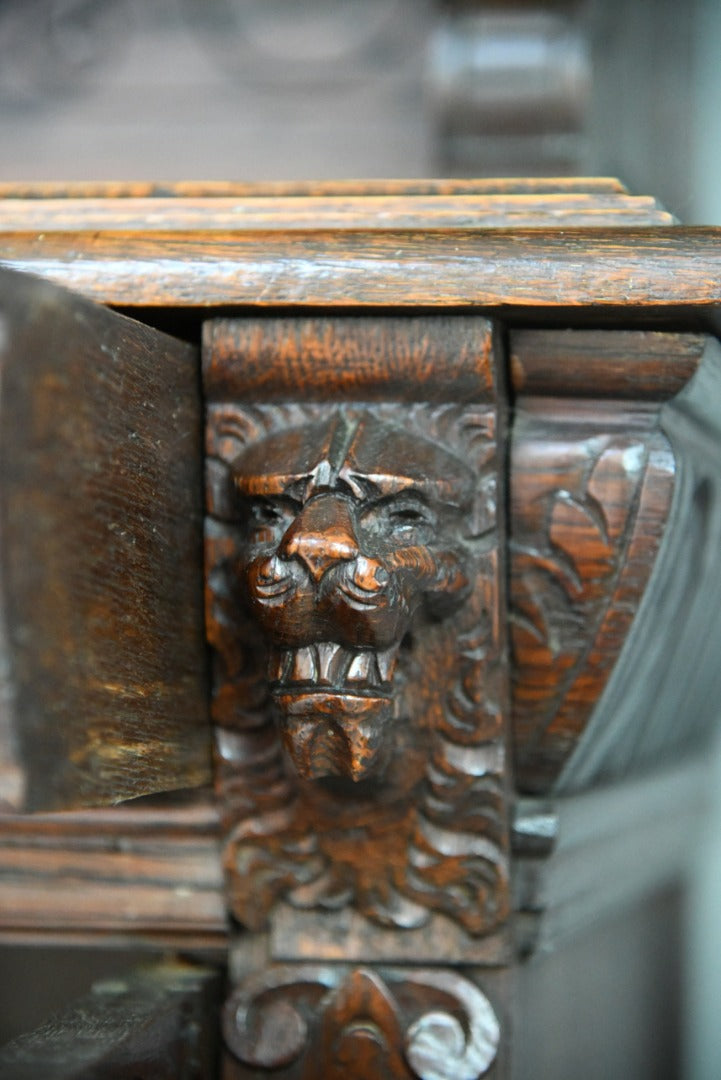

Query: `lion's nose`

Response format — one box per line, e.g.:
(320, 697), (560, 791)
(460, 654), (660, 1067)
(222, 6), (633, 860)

(279, 494), (359, 582)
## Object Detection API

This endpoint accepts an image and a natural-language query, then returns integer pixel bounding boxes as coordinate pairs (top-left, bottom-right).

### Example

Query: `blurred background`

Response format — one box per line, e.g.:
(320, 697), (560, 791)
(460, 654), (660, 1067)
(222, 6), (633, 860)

(0, 0), (717, 223)
(0, 1), (720, 1077)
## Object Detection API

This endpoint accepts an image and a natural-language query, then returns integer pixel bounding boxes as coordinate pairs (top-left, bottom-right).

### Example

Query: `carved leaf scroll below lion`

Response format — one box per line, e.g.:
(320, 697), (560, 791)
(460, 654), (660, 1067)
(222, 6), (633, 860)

(223, 965), (501, 1080)
(206, 403), (510, 936)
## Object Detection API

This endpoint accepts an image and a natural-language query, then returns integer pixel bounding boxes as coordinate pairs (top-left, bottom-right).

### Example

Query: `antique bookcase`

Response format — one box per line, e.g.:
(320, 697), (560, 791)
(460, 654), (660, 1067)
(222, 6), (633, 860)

(0, 180), (719, 1079)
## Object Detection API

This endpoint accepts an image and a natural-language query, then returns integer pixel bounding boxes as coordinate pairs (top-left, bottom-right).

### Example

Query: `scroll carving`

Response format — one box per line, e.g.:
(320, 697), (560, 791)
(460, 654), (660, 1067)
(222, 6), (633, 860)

(222, 965), (501, 1080)
(206, 396), (509, 936)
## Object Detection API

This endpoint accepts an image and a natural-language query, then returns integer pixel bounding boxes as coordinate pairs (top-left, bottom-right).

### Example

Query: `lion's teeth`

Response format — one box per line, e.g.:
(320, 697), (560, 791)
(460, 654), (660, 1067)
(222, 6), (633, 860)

(346, 652), (372, 683)
(377, 647), (398, 682)
(290, 646), (317, 683)
(317, 642), (343, 682)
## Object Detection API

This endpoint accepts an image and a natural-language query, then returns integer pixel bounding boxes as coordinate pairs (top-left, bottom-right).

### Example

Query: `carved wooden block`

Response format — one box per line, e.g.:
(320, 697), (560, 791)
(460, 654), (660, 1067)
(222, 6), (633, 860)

(203, 317), (510, 951)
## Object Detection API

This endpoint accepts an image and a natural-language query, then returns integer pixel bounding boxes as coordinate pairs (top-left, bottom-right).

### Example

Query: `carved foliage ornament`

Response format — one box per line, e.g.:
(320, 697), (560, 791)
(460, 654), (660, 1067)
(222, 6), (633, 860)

(204, 319), (509, 938)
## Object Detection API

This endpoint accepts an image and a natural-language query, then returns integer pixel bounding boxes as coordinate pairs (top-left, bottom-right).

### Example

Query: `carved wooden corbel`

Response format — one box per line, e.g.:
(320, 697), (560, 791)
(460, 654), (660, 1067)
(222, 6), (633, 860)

(204, 316), (510, 1076)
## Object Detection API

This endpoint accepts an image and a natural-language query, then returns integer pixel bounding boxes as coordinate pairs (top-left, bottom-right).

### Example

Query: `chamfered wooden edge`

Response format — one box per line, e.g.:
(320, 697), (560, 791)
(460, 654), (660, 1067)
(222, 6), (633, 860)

(1, 228), (720, 310)
(204, 315), (494, 403)
(0, 267), (212, 812)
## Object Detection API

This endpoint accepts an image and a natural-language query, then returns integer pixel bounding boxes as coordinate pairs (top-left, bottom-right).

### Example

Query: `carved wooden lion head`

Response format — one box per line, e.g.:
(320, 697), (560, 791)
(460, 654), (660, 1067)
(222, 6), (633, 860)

(231, 410), (475, 782)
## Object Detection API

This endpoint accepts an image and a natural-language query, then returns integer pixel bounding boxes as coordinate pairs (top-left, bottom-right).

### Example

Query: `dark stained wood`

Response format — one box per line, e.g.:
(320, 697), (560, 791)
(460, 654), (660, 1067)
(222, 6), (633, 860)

(3, 228), (721, 311)
(0, 193), (674, 232)
(0, 797), (227, 948)
(204, 315), (495, 402)
(509, 331), (703, 794)
(222, 964), (505, 1080)
(0, 960), (222, 1079)
(0, 268), (211, 811)
(205, 317), (510, 957)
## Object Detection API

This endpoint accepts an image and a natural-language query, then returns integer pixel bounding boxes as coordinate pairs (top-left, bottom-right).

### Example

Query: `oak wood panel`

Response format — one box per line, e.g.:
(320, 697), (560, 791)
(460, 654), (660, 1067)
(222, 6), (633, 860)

(0, 268), (211, 811)
(0, 800), (227, 948)
(2, 229), (719, 310)
(0, 193), (673, 232)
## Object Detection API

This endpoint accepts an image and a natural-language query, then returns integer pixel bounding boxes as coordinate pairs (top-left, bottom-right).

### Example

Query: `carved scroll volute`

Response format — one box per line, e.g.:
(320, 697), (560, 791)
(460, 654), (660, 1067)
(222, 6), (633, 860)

(204, 316), (511, 941)
(222, 965), (502, 1080)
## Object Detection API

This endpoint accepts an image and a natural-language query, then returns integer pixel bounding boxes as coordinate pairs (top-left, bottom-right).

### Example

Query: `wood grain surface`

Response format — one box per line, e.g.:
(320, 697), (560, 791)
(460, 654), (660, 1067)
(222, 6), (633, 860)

(0, 268), (211, 811)
(510, 329), (704, 400)
(2, 229), (719, 312)
(204, 315), (495, 402)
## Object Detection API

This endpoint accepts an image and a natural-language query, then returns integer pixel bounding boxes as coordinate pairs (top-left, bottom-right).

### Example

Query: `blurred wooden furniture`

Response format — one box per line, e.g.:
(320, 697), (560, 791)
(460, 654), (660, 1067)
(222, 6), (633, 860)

(0, 180), (719, 1079)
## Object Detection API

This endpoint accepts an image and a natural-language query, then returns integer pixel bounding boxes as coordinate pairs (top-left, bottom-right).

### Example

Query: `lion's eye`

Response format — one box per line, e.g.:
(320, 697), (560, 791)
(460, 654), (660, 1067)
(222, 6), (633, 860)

(244, 498), (295, 540)
(362, 497), (435, 539)
(388, 506), (429, 527)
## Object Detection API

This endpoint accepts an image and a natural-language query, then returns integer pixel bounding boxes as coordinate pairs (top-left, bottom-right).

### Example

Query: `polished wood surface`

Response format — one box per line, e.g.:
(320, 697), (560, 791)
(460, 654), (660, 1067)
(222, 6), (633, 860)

(204, 316), (495, 403)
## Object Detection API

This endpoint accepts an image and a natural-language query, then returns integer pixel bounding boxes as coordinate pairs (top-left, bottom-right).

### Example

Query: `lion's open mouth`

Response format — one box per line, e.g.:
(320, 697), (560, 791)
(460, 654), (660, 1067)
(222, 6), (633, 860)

(268, 641), (399, 695)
